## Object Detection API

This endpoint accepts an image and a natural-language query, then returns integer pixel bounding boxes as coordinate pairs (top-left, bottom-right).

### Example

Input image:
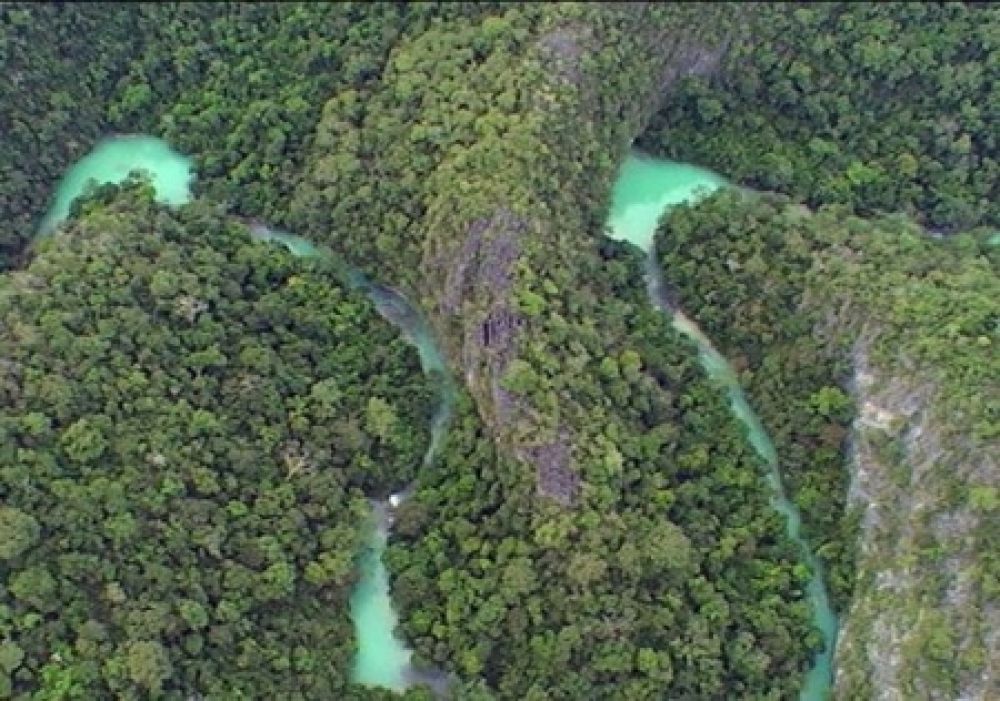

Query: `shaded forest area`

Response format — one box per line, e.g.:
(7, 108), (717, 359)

(639, 2), (999, 232)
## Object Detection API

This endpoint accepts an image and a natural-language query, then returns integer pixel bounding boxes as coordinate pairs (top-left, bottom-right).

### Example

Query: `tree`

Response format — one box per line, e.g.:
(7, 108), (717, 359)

(124, 641), (173, 694)
(9, 566), (59, 612)
(59, 418), (108, 464)
(0, 507), (40, 561)
(365, 396), (398, 441)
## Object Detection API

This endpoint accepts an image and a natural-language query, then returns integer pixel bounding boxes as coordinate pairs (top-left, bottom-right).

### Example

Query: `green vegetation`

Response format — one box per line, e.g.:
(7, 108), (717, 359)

(0, 3), (147, 268)
(656, 190), (998, 698)
(640, 2), (1000, 231)
(1, 1), (996, 698)
(657, 192), (860, 610)
(658, 189), (997, 466)
(112, 2), (423, 225)
(0, 183), (434, 698)
(1, 3), (501, 271)
(389, 241), (819, 699)
(640, 6), (998, 692)
(288, 10), (839, 693)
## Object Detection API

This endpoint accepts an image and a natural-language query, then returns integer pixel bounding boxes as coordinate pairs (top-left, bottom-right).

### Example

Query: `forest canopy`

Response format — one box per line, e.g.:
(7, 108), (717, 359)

(0, 184), (434, 699)
(0, 1), (996, 699)
(656, 189), (998, 699)
(639, 2), (1000, 232)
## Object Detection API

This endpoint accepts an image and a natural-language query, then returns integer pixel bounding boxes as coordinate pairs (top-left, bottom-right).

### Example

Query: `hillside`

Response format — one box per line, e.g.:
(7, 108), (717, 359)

(657, 192), (998, 699)
(0, 184), (434, 698)
(0, 2), (996, 699)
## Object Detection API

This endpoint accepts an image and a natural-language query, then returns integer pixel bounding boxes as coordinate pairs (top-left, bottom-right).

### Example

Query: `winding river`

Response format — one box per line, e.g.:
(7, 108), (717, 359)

(247, 225), (456, 695)
(37, 135), (455, 694)
(607, 152), (839, 700)
(39, 136), (837, 698)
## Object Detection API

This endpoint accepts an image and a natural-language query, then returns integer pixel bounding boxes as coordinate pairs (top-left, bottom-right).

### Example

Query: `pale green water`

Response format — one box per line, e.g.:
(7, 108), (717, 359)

(38, 135), (194, 234)
(607, 152), (839, 700)
(348, 504), (412, 692)
(250, 225), (455, 693)
(43, 136), (453, 695)
(607, 156), (727, 251)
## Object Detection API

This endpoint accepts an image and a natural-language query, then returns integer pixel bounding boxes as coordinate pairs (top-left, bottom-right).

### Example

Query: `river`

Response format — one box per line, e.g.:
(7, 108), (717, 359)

(246, 225), (456, 695)
(607, 152), (839, 700)
(37, 135), (194, 236)
(38, 135), (837, 699)
(37, 135), (455, 695)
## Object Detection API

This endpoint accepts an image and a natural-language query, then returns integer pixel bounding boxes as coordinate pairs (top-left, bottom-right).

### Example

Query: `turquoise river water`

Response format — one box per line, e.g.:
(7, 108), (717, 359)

(607, 152), (839, 700)
(39, 136), (836, 698)
(247, 225), (455, 694)
(38, 135), (194, 235)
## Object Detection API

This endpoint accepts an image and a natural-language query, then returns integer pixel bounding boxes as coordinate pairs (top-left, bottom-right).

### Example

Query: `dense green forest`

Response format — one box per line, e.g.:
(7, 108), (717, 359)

(289, 2), (744, 292)
(0, 3), (148, 268)
(0, 3), (502, 270)
(639, 2), (1000, 231)
(1, 1), (997, 699)
(0, 184), (434, 698)
(658, 192), (862, 610)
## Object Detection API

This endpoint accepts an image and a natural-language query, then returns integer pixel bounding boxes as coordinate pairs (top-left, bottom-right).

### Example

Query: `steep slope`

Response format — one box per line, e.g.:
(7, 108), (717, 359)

(9, 2), (993, 697)
(0, 3), (151, 268)
(4, 0), (755, 509)
(656, 191), (998, 699)
(287, 9), (833, 696)
(292, 2), (750, 503)
(387, 241), (821, 697)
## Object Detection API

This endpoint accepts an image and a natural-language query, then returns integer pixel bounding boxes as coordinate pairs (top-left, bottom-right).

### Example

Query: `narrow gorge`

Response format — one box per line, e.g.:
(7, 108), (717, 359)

(1, 3), (995, 699)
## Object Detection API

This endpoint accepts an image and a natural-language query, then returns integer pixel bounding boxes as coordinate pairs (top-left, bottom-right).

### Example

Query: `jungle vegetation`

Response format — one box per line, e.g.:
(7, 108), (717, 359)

(639, 2), (1000, 232)
(656, 189), (998, 697)
(0, 1), (996, 698)
(0, 183), (434, 699)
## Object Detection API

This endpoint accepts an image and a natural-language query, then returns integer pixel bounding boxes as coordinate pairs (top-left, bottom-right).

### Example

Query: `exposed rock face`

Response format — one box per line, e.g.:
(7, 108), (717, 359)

(436, 207), (529, 424)
(285, 4), (745, 507)
(835, 337), (998, 700)
(416, 3), (742, 506)
(441, 209), (526, 317)
(536, 22), (593, 89)
(655, 191), (996, 695)
(517, 434), (579, 506)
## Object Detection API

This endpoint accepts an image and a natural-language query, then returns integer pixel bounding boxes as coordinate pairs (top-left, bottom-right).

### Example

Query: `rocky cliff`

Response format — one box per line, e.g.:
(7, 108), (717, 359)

(291, 2), (750, 505)
(834, 338), (998, 700)
(413, 2), (746, 503)
(657, 193), (999, 699)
